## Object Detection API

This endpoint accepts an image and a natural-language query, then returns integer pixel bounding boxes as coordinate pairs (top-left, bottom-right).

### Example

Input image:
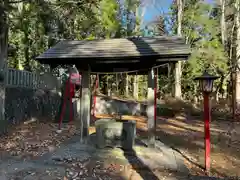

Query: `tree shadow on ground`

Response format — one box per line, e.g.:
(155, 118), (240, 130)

(91, 93), (239, 178)
(136, 121), (240, 178)
(89, 132), (192, 179)
(92, 95), (240, 177)
(156, 116), (240, 158)
(123, 149), (159, 180)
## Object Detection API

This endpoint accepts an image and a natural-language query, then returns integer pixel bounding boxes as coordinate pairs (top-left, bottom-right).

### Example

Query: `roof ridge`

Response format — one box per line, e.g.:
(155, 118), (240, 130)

(36, 36), (190, 61)
(56, 36), (184, 42)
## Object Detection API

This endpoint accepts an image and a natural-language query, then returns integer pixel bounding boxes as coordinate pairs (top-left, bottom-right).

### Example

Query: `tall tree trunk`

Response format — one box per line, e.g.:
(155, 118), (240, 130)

(133, 75), (138, 100)
(220, 0), (226, 48)
(218, 0), (226, 102)
(229, 9), (236, 119)
(0, 0), (8, 127)
(174, 0), (183, 99)
(126, 0), (132, 36)
(116, 73), (119, 95)
(125, 73), (129, 97)
(23, 31), (29, 70)
(235, 0), (240, 119)
(134, 1), (139, 34)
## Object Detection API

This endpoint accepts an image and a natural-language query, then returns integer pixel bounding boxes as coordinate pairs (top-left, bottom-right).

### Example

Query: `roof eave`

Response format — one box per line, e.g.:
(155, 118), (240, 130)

(35, 52), (191, 60)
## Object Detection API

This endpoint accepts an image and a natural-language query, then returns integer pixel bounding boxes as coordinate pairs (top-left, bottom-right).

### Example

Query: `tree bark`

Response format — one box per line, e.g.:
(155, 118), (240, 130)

(125, 74), (129, 97)
(134, 1), (139, 34)
(126, 0), (132, 36)
(174, 0), (183, 99)
(133, 75), (138, 100)
(0, 0), (8, 126)
(220, 0), (226, 48)
(235, 0), (240, 119)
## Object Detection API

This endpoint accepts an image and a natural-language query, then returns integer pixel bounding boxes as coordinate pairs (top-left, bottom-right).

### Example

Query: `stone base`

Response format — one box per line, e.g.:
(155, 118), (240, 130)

(82, 127), (89, 137)
(95, 119), (136, 150)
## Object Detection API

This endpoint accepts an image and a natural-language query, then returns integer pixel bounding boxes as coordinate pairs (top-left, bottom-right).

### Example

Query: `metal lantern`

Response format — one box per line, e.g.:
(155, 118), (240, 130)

(194, 71), (219, 93)
(194, 70), (219, 173)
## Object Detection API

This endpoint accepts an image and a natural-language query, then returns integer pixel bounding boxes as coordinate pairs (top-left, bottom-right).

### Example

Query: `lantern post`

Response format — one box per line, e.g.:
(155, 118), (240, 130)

(194, 71), (219, 174)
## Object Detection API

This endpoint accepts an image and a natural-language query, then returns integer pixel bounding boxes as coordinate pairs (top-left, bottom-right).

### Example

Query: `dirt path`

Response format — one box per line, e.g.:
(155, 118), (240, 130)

(154, 117), (240, 178)
(1, 115), (238, 179)
(0, 121), (128, 179)
(0, 121), (79, 160)
(0, 120), (189, 180)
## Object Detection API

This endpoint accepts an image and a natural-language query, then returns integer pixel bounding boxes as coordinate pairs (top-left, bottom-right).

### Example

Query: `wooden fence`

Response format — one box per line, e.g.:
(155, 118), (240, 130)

(5, 68), (59, 90)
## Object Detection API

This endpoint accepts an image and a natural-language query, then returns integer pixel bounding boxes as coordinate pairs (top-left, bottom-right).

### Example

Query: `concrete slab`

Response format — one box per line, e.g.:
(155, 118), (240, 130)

(155, 140), (189, 173)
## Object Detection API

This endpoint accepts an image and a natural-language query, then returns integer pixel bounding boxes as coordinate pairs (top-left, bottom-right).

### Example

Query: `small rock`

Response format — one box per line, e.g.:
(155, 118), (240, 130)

(69, 171), (74, 176)
(56, 130), (62, 134)
(79, 170), (85, 176)
(48, 145), (55, 152)
(72, 172), (78, 179)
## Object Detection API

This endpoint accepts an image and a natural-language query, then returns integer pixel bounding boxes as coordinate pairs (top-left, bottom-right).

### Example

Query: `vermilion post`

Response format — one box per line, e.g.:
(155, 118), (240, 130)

(154, 69), (157, 133)
(69, 80), (74, 124)
(58, 80), (69, 130)
(203, 92), (211, 173)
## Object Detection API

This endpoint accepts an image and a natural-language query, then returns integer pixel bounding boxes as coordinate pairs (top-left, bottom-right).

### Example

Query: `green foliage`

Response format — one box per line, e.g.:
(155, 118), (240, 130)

(2, 0), (235, 103)
(4, 0), (140, 71)
(99, 0), (121, 38)
(169, 0), (228, 100)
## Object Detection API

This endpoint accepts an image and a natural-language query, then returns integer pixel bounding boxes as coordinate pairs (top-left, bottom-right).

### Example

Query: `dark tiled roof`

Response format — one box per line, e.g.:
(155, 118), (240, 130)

(36, 36), (191, 60)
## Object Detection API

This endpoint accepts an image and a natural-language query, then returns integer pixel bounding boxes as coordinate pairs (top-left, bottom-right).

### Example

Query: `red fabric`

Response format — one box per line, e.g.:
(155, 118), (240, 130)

(69, 81), (75, 97)
(70, 73), (81, 85)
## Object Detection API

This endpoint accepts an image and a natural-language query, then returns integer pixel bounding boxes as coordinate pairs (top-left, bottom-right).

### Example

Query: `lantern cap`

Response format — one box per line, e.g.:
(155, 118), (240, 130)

(194, 71), (219, 81)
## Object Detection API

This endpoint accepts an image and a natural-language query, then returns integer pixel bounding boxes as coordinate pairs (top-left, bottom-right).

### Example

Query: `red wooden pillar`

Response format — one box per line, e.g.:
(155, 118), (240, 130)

(154, 68), (158, 133)
(69, 80), (75, 123)
(203, 92), (211, 173)
(58, 79), (74, 129)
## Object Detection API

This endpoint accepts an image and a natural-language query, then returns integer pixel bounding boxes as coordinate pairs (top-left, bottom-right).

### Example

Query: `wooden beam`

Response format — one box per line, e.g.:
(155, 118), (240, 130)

(80, 69), (91, 141)
(147, 68), (155, 147)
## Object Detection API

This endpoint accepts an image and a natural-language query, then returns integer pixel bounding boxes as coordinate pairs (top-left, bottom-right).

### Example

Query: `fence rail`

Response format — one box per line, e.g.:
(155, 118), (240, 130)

(5, 68), (60, 90)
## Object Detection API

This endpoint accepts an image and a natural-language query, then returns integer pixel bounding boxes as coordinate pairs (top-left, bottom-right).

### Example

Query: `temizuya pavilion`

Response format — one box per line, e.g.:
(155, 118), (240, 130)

(36, 36), (191, 146)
